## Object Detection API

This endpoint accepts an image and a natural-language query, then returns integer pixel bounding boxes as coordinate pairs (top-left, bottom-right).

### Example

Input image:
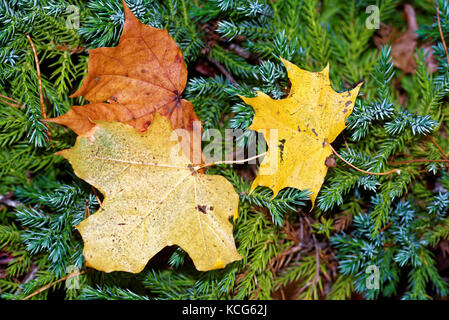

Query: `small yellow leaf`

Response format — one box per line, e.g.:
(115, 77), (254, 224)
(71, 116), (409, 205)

(240, 58), (363, 205)
(60, 114), (241, 273)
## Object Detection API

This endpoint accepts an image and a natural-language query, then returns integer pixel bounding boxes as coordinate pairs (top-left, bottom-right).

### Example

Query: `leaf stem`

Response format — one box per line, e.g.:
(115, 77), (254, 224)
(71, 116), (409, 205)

(329, 144), (400, 176)
(199, 152), (267, 169)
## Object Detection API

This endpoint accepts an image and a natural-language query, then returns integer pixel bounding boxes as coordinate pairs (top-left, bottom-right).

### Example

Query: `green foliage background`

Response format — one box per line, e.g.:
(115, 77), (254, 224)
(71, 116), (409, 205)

(1, 0), (449, 300)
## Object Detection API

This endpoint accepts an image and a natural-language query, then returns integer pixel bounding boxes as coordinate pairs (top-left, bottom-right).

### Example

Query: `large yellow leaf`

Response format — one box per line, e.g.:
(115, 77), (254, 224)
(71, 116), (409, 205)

(59, 114), (241, 273)
(240, 58), (363, 205)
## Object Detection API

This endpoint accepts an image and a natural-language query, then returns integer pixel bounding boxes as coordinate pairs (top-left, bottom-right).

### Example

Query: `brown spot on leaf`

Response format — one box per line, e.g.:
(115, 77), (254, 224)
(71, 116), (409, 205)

(278, 139), (286, 161)
(196, 205), (208, 214)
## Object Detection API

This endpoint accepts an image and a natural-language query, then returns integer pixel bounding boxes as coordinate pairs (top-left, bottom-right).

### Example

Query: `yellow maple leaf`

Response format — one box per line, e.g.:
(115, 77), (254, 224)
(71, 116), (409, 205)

(58, 114), (241, 273)
(239, 58), (363, 205)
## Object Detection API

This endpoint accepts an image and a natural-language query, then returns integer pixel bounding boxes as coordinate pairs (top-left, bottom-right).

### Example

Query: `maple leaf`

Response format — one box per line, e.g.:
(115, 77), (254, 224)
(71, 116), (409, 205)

(374, 4), (437, 74)
(58, 114), (241, 273)
(47, 1), (200, 151)
(240, 58), (363, 205)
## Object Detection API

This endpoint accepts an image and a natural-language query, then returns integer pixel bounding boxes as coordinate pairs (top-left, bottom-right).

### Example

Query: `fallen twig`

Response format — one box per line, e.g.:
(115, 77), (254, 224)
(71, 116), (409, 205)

(437, 2), (449, 66)
(23, 269), (86, 300)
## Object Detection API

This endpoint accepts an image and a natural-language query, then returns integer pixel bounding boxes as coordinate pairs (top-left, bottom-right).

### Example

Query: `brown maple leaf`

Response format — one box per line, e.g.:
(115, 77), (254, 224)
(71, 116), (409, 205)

(374, 4), (437, 74)
(47, 1), (201, 159)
